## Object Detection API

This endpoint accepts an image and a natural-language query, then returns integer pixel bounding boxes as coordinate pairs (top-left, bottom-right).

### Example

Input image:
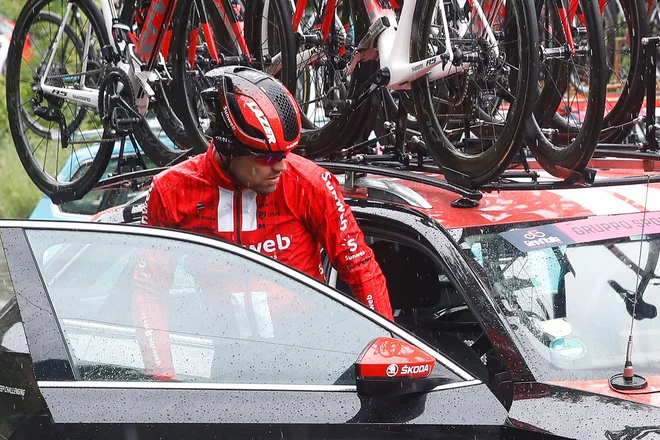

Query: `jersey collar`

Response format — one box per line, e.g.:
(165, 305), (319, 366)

(204, 144), (242, 189)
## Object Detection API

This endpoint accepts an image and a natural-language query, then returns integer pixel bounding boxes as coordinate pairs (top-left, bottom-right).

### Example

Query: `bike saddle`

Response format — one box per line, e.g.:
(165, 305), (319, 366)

(608, 280), (657, 320)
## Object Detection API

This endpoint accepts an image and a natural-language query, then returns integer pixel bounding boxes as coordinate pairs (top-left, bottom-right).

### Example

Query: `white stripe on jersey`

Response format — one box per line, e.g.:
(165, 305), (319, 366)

(217, 188), (259, 232)
(218, 188), (235, 232)
(241, 190), (258, 232)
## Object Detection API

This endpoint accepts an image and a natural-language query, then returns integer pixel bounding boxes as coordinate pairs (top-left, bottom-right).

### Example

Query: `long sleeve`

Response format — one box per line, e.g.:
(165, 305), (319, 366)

(304, 170), (393, 320)
(132, 181), (178, 379)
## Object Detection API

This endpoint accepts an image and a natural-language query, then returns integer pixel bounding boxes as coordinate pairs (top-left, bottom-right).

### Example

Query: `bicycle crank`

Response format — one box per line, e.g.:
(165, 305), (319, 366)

(98, 67), (142, 136)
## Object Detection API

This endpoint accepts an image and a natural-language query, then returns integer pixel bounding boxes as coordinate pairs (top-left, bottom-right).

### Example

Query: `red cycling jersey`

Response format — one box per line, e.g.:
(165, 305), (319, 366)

(133, 145), (393, 379)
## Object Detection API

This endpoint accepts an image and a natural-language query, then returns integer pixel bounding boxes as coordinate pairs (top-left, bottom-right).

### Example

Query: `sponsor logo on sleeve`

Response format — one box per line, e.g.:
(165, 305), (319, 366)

(321, 172), (348, 231)
(140, 188), (153, 225)
(366, 294), (375, 310)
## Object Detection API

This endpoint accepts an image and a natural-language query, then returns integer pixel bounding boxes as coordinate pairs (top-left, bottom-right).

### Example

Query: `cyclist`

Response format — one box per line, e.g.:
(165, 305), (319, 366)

(133, 66), (393, 380)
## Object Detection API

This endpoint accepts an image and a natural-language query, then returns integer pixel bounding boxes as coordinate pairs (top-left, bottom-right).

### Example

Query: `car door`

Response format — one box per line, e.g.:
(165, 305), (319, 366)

(344, 204), (529, 411)
(0, 222), (508, 440)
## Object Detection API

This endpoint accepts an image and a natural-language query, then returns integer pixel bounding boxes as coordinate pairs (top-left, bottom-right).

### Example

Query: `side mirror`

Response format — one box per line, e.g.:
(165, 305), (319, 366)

(355, 336), (447, 397)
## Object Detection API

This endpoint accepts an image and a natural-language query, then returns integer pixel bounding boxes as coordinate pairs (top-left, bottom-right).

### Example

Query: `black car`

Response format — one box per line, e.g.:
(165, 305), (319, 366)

(1, 220), (530, 440)
(3, 163), (660, 439)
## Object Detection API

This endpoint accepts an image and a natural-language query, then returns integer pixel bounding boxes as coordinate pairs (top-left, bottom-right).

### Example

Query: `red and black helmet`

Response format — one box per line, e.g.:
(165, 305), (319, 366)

(201, 66), (301, 154)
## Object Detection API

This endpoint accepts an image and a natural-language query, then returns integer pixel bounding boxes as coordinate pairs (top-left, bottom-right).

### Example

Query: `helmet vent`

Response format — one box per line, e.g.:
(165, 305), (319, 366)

(261, 78), (299, 142)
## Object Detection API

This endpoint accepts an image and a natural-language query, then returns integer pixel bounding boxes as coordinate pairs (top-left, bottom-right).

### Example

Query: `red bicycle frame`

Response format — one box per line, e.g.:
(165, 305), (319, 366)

(132, 0), (250, 68)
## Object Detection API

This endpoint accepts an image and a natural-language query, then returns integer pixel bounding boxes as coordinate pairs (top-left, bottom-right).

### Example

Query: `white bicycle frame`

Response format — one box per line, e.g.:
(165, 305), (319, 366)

(37, 0), (245, 116)
(374, 0), (499, 89)
(38, 0), (120, 110)
(288, 0), (500, 91)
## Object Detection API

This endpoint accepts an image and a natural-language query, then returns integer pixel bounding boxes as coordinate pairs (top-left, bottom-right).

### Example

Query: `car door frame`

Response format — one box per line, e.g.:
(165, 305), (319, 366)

(346, 201), (537, 393)
(0, 220), (509, 440)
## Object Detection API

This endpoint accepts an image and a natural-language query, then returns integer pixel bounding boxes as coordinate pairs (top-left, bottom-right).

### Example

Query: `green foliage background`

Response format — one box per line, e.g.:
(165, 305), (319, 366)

(0, 0), (43, 219)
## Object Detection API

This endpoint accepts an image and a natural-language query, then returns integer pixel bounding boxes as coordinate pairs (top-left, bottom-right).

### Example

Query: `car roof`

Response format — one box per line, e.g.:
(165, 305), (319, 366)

(87, 156), (660, 229)
(340, 159), (660, 229)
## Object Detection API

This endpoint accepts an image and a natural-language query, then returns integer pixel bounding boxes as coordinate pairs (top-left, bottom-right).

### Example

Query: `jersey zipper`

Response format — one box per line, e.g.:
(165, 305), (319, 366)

(235, 188), (242, 245)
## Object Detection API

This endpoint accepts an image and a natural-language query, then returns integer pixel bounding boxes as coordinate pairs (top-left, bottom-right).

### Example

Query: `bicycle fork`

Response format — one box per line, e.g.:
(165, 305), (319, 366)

(39, 2), (101, 111)
(343, 0), (502, 118)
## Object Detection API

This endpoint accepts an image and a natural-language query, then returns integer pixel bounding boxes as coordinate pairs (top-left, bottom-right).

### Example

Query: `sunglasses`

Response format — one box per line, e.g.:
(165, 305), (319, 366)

(246, 149), (289, 165)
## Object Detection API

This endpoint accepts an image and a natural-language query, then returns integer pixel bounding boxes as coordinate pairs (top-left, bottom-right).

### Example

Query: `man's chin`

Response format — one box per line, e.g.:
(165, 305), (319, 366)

(255, 184), (278, 195)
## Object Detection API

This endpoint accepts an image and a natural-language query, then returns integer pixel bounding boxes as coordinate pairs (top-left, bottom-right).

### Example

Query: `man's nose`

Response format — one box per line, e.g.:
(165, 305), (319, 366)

(272, 158), (287, 172)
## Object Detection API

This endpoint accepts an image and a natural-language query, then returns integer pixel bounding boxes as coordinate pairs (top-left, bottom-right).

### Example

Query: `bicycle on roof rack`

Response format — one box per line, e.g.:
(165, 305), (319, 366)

(5, 0), (296, 204)
(255, 0), (542, 186)
(11, 0), (660, 206)
(88, 29), (660, 209)
(272, 0), (647, 185)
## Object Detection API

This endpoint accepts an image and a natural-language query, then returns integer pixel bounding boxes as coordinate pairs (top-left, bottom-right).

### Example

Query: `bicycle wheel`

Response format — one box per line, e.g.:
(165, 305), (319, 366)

(19, 11), (99, 140)
(6, 0), (114, 202)
(115, 0), (192, 166)
(536, 0), (646, 143)
(285, 0), (379, 158)
(244, 0), (297, 93)
(530, 0), (607, 173)
(169, 0), (246, 154)
(410, 0), (540, 185)
(599, 0), (648, 143)
(171, 0), (297, 155)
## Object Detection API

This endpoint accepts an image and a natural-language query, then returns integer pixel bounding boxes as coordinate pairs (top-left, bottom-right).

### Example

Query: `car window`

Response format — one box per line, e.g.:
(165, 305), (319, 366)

(331, 236), (488, 379)
(59, 156), (155, 215)
(464, 225), (660, 380)
(25, 229), (391, 385)
(0, 237), (29, 354)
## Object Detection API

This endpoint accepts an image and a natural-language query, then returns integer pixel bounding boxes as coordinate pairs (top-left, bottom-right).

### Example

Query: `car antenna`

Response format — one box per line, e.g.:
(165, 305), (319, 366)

(609, 175), (650, 392)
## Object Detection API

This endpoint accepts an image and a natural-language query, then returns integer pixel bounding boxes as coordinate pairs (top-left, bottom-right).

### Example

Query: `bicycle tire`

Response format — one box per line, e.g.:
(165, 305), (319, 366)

(153, 81), (193, 152)
(536, 0), (646, 143)
(410, 0), (540, 185)
(533, 0), (572, 125)
(244, 0), (297, 93)
(115, 0), (193, 165)
(599, 0), (649, 143)
(285, 0), (379, 159)
(529, 0), (607, 172)
(169, 0), (246, 154)
(6, 0), (114, 202)
(19, 11), (90, 140)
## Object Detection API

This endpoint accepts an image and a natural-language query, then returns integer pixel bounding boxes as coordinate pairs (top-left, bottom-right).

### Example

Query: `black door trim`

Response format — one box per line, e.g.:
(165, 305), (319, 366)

(0, 228), (75, 381)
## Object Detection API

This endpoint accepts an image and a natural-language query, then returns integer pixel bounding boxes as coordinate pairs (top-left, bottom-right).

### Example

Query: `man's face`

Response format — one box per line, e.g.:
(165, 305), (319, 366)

(229, 154), (288, 194)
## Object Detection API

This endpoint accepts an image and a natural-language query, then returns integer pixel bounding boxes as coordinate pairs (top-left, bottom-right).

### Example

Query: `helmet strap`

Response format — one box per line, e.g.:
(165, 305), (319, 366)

(213, 133), (238, 158)
(213, 135), (248, 186)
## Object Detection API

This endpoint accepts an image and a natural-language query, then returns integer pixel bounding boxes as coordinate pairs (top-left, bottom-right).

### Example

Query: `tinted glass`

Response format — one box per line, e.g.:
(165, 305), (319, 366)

(59, 156), (154, 215)
(26, 229), (390, 385)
